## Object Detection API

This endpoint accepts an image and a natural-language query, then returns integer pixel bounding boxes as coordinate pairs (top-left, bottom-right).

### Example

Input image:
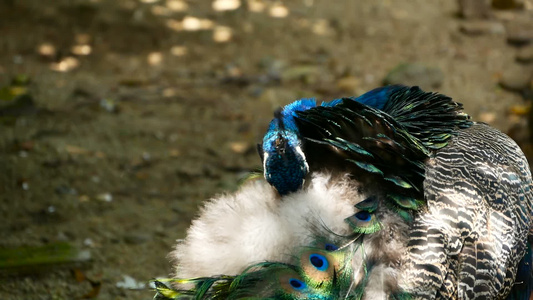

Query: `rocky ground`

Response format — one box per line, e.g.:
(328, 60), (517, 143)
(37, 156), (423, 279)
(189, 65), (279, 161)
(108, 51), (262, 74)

(0, 0), (532, 299)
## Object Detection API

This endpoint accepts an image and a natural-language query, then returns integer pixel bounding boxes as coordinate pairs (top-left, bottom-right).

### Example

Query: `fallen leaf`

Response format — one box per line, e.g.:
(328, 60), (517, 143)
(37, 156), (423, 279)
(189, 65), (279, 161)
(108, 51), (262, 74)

(81, 281), (101, 299)
(229, 141), (250, 154)
(73, 268), (86, 282)
(509, 104), (531, 116)
(66, 145), (89, 155)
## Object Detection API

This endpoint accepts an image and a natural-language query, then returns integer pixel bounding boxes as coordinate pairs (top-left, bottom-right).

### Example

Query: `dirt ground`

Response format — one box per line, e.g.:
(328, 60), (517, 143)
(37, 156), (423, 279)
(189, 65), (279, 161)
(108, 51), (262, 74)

(0, 0), (532, 299)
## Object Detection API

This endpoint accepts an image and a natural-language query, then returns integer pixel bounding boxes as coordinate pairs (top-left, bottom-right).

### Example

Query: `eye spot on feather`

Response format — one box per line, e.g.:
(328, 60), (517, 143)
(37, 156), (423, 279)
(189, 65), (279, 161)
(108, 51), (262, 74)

(324, 243), (338, 251)
(289, 278), (306, 290)
(309, 254), (329, 271)
(355, 211), (371, 222)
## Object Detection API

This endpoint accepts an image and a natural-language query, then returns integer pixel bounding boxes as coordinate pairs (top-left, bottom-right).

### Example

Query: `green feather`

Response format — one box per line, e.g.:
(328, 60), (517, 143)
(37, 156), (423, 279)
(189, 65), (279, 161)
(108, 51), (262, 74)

(348, 160), (384, 175)
(345, 211), (381, 234)
(323, 138), (349, 151)
(153, 280), (182, 299)
(355, 197), (379, 212)
(334, 138), (374, 157)
(388, 205), (413, 222)
(383, 176), (413, 189)
(154, 246), (359, 300)
(387, 194), (422, 210)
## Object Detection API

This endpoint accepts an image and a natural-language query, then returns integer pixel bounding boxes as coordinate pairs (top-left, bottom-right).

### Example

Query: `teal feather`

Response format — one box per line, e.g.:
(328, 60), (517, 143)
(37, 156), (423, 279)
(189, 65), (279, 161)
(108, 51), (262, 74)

(389, 205), (413, 222)
(348, 160), (384, 175)
(322, 138), (350, 152)
(335, 138), (374, 157)
(383, 176), (413, 190)
(354, 196), (379, 212)
(387, 194), (423, 210)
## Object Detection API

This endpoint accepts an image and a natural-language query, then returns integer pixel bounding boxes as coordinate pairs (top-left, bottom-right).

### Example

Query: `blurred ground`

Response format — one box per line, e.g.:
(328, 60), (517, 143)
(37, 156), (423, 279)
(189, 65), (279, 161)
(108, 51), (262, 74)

(0, 0), (532, 299)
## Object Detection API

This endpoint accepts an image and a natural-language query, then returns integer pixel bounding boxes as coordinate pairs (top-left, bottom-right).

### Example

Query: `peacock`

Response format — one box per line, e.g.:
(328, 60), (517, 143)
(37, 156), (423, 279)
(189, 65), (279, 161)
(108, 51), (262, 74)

(155, 85), (533, 299)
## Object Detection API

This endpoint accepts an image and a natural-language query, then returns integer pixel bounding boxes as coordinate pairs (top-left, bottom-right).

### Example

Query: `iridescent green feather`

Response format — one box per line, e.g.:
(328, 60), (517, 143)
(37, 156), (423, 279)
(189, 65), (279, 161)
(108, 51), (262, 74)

(348, 160), (384, 175)
(381, 86), (472, 150)
(383, 176), (413, 190)
(354, 197), (379, 212)
(387, 194), (423, 210)
(345, 211), (381, 234)
(154, 245), (359, 300)
(295, 85), (472, 206)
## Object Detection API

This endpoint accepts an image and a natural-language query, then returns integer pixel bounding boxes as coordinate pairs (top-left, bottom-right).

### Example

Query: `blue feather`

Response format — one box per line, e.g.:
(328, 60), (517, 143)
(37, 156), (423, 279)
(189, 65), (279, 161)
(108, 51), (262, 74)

(321, 85), (404, 109)
(273, 98), (317, 133)
(352, 85), (404, 109)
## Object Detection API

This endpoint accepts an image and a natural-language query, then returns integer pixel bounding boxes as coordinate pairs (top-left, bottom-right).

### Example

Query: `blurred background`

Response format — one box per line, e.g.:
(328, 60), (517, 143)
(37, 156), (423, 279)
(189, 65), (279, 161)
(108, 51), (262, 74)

(0, 0), (532, 299)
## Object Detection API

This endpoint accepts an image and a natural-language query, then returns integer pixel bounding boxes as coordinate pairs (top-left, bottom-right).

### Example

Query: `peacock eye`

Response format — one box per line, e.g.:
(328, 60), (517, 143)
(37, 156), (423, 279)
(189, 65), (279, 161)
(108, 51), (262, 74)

(355, 211), (371, 222)
(275, 137), (287, 155)
(289, 278), (306, 290)
(309, 254), (329, 271)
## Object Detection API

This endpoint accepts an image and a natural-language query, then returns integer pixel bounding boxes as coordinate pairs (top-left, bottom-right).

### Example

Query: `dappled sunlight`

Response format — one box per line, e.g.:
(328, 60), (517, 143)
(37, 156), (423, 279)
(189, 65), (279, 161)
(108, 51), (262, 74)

(36, 33), (93, 72)
(166, 0), (188, 12)
(73, 33), (93, 56)
(213, 26), (233, 43)
(183, 16), (214, 31)
(312, 19), (333, 36)
(166, 19), (183, 31)
(71, 45), (92, 56)
(147, 52), (164, 65)
(182, 16), (204, 31)
(151, 5), (173, 16)
(212, 0), (241, 11)
(131, 0), (296, 45)
(166, 16), (216, 32)
(269, 3), (289, 18)
(50, 57), (80, 72)
(162, 88), (177, 97)
(247, 0), (265, 12)
(170, 46), (187, 56)
(38, 43), (56, 57)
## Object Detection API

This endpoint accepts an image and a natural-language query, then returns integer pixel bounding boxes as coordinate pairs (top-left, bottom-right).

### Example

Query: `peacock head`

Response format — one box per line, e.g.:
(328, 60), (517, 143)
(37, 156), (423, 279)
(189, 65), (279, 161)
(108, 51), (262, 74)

(259, 100), (316, 195)
(261, 128), (309, 195)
